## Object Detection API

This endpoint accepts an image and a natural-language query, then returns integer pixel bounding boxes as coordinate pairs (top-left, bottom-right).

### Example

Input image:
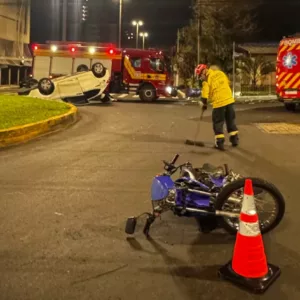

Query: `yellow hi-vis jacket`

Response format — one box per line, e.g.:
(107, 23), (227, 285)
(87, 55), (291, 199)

(201, 69), (235, 109)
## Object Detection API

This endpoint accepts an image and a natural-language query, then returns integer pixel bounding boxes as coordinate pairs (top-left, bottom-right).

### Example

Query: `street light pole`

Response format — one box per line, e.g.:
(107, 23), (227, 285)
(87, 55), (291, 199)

(136, 24), (139, 48)
(142, 34), (145, 50)
(62, 0), (67, 41)
(132, 20), (143, 48)
(140, 32), (148, 50)
(197, 0), (201, 65)
(118, 0), (122, 48)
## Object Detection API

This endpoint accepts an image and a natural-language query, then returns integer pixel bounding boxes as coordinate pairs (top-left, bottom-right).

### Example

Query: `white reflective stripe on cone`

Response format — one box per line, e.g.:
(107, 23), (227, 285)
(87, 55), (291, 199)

(239, 220), (260, 237)
(241, 194), (256, 214)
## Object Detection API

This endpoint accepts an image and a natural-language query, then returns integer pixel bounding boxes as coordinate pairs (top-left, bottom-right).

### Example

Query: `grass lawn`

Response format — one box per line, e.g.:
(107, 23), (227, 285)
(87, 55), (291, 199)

(0, 96), (71, 130)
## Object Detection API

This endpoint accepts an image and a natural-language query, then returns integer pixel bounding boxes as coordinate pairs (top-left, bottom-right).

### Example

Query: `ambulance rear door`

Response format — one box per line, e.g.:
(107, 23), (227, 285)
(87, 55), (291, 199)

(33, 56), (51, 80)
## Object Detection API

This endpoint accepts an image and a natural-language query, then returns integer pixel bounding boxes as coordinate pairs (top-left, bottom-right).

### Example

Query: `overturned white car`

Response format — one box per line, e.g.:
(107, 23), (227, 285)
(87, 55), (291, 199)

(19, 62), (112, 103)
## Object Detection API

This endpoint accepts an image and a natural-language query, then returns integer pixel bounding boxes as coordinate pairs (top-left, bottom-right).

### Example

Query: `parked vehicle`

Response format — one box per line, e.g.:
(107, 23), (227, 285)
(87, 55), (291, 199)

(125, 154), (285, 237)
(19, 62), (111, 103)
(23, 41), (177, 102)
(276, 35), (300, 111)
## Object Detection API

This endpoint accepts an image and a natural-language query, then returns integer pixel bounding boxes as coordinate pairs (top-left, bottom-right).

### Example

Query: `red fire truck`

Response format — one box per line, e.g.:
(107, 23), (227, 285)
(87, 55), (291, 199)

(276, 36), (300, 111)
(26, 41), (177, 101)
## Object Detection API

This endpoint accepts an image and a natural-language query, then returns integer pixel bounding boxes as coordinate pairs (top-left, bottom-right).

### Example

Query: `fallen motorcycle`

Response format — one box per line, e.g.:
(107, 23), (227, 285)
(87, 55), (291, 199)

(125, 154), (285, 237)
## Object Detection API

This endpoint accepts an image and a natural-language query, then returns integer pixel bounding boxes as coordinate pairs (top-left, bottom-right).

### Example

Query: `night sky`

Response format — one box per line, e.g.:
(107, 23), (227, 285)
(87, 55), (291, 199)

(30, 0), (300, 48)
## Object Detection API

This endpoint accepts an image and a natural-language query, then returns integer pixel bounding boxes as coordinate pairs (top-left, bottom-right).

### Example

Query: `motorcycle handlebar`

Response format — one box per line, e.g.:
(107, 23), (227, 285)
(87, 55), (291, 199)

(171, 154), (179, 165)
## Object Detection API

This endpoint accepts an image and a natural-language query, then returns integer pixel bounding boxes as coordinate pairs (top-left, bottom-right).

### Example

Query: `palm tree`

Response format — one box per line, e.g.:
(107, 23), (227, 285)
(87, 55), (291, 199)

(238, 55), (275, 87)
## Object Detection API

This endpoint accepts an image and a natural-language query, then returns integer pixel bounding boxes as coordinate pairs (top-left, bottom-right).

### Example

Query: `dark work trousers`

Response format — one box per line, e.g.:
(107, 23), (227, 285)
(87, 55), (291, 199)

(212, 103), (238, 141)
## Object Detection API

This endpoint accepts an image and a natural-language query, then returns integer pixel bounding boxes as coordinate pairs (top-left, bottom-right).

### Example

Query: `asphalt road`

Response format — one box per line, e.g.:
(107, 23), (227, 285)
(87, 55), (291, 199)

(1, 101), (300, 300)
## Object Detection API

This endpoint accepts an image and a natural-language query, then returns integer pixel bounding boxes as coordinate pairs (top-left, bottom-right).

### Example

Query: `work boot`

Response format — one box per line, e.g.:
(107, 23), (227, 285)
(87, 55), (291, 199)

(230, 134), (239, 147)
(215, 138), (225, 151)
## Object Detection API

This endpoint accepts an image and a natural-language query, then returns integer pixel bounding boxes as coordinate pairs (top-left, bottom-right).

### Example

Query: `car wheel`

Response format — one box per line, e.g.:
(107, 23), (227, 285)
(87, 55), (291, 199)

(91, 62), (106, 78)
(284, 102), (297, 111)
(38, 78), (55, 95)
(139, 84), (157, 101)
(77, 64), (89, 72)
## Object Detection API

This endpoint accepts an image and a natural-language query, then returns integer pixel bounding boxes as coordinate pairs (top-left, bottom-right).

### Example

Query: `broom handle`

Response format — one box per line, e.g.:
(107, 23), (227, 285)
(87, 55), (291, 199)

(200, 108), (204, 120)
(193, 109), (204, 144)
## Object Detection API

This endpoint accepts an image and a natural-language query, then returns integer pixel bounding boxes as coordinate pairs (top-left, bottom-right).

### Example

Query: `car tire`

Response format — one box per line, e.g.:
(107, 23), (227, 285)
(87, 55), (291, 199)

(91, 62), (106, 78)
(284, 102), (297, 112)
(139, 84), (157, 101)
(77, 64), (89, 72)
(38, 78), (55, 95)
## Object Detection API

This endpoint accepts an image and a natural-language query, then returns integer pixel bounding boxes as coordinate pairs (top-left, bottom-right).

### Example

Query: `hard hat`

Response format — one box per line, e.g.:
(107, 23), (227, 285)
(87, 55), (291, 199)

(195, 64), (207, 76)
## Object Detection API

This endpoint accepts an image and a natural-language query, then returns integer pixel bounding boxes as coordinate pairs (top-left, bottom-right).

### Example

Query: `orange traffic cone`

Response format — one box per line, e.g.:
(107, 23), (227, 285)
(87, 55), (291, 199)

(219, 178), (281, 294)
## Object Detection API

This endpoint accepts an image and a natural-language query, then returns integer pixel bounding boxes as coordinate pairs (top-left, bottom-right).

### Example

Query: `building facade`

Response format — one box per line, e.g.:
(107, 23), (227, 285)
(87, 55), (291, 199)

(0, 0), (32, 85)
(48, 0), (118, 44)
(48, 0), (84, 42)
(81, 0), (118, 44)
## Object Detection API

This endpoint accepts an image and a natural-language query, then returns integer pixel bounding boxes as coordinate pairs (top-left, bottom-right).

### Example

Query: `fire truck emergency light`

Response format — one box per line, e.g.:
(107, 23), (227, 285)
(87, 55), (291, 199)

(108, 49), (114, 55)
(51, 45), (58, 52)
(71, 47), (76, 52)
(89, 47), (96, 54)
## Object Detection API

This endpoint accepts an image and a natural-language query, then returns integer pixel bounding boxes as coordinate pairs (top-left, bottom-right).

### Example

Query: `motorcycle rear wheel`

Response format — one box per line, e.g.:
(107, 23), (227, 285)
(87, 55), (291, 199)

(215, 177), (285, 235)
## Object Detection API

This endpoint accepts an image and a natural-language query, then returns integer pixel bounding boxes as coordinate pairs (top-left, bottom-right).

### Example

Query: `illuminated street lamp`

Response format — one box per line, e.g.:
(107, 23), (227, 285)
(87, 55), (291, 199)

(132, 20), (143, 48)
(139, 32), (148, 50)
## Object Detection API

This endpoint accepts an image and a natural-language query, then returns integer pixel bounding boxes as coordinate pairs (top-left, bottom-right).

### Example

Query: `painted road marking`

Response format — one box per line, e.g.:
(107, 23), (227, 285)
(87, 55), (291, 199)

(255, 123), (300, 134)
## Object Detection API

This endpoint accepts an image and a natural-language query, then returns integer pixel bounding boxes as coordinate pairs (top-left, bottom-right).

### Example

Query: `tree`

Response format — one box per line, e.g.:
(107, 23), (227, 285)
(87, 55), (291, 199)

(176, 0), (260, 86)
(176, 22), (198, 86)
(196, 0), (260, 71)
(175, 0), (261, 85)
(237, 55), (275, 86)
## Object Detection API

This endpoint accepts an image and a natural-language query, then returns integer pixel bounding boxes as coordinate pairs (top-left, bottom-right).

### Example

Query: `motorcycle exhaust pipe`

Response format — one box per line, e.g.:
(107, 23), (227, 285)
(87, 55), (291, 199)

(188, 188), (241, 204)
(177, 206), (240, 219)
(215, 210), (240, 218)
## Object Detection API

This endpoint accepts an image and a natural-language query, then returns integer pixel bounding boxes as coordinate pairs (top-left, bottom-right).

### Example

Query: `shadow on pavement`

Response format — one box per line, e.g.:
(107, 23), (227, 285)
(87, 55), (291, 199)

(107, 130), (214, 151)
(137, 231), (300, 299)
(141, 237), (222, 282)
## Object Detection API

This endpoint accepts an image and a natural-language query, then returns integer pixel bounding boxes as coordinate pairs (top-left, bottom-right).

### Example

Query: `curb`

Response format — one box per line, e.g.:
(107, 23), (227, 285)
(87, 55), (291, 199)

(0, 103), (79, 148)
(0, 85), (19, 90)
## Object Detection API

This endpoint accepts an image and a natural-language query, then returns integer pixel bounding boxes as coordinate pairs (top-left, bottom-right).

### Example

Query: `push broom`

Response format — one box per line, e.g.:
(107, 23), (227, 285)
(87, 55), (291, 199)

(185, 104), (205, 147)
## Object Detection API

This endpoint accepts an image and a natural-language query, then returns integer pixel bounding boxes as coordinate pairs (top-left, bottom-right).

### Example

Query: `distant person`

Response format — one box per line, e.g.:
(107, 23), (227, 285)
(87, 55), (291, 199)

(195, 64), (239, 150)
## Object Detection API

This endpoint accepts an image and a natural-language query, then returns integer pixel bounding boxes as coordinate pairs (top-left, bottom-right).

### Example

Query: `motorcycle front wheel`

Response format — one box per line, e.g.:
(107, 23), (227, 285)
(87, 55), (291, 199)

(215, 177), (285, 235)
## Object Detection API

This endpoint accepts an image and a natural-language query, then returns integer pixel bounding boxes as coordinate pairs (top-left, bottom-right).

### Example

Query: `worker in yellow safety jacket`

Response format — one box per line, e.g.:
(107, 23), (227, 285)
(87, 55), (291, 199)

(195, 64), (239, 150)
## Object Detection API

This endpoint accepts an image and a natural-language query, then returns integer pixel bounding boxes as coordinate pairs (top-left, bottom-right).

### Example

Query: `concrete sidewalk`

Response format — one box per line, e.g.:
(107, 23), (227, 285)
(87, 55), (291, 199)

(0, 85), (19, 90)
